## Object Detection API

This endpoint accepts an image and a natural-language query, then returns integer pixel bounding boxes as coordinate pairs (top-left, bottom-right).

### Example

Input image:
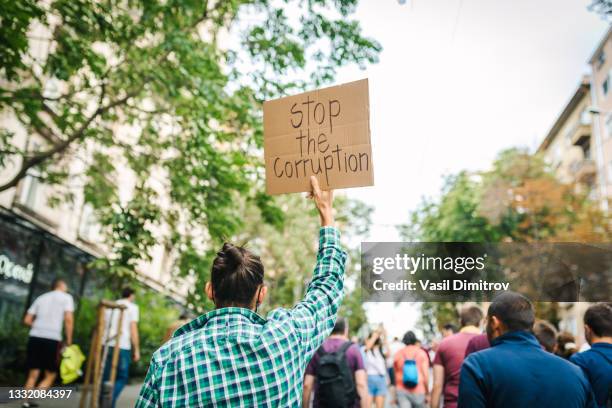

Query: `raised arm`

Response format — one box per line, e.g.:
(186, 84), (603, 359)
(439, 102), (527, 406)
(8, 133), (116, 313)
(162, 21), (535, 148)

(288, 176), (347, 356)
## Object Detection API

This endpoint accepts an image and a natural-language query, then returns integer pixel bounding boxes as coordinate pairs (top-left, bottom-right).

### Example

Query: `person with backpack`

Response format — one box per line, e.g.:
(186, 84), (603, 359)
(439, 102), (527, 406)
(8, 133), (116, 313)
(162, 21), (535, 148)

(393, 331), (429, 408)
(570, 303), (612, 408)
(363, 327), (390, 408)
(303, 317), (368, 408)
(137, 177), (347, 407)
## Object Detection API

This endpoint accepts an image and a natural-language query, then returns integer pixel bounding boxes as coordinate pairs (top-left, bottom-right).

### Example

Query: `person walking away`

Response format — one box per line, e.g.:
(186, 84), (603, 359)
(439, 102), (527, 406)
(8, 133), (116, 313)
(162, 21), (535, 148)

(387, 335), (405, 405)
(570, 303), (612, 408)
(22, 278), (74, 407)
(363, 328), (390, 408)
(393, 331), (429, 408)
(102, 287), (140, 408)
(430, 305), (482, 408)
(458, 291), (595, 408)
(136, 176), (347, 407)
(303, 317), (368, 408)
(533, 320), (558, 353)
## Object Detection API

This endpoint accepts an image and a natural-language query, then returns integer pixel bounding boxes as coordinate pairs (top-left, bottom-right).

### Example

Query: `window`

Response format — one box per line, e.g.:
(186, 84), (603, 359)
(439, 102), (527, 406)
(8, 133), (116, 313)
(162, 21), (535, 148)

(18, 171), (41, 209)
(597, 51), (606, 69)
(603, 77), (609, 96)
(78, 203), (100, 242)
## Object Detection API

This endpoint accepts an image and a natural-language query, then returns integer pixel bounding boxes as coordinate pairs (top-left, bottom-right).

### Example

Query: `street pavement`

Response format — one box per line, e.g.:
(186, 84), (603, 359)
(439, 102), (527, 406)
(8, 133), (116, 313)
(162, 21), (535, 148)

(1, 383), (141, 408)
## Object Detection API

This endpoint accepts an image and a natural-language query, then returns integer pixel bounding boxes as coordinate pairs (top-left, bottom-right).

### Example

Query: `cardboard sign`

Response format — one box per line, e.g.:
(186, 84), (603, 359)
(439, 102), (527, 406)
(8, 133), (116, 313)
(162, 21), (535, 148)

(263, 79), (374, 195)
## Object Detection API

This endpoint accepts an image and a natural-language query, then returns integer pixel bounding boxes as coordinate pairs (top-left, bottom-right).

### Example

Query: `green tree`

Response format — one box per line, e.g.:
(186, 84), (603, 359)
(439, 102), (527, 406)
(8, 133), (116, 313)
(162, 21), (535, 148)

(401, 148), (611, 338)
(0, 0), (381, 304)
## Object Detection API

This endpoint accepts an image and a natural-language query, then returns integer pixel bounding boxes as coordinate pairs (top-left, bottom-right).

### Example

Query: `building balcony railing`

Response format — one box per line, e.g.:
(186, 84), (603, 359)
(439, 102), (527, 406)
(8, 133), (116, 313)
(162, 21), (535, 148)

(569, 123), (591, 147)
(569, 159), (597, 184)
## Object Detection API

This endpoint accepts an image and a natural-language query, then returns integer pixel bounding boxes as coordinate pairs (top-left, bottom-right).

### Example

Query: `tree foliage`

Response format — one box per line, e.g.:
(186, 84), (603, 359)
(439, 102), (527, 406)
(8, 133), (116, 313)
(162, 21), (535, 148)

(0, 0), (381, 306)
(400, 148), (611, 338)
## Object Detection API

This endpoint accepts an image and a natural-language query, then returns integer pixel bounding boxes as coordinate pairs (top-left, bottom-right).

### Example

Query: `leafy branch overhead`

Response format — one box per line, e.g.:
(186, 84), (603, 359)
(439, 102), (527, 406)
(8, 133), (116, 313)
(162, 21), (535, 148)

(0, 0), (381, 305)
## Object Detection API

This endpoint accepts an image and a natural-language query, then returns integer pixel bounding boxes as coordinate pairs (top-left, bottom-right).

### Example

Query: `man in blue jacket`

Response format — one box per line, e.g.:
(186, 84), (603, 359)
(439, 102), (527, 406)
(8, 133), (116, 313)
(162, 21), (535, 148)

(570, 303), (612, 408)
(458, 291), (595, 408)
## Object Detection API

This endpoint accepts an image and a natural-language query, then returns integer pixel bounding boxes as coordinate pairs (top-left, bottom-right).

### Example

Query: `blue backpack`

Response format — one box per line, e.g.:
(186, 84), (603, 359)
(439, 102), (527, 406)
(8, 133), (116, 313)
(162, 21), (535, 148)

(402, 359), (419, 388)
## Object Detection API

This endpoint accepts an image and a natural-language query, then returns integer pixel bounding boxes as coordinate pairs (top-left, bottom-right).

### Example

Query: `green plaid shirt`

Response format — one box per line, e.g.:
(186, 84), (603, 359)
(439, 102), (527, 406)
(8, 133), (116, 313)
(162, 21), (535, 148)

(136, 227), (347, 407)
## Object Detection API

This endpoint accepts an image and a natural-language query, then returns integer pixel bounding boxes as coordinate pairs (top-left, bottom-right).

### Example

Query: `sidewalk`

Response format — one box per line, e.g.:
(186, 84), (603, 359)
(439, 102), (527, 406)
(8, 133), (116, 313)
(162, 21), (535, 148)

(1, 383), (141, 408)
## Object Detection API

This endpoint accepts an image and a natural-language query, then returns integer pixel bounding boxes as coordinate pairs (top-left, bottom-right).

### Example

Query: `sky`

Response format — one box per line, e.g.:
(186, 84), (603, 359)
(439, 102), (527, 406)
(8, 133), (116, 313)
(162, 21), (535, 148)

(331, 0), (610, 338)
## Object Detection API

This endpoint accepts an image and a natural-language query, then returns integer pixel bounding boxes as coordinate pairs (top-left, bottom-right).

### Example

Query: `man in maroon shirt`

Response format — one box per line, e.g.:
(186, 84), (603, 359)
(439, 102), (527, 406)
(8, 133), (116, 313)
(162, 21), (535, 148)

(303, 317), (368, 408)
(431, 305), (483, 408)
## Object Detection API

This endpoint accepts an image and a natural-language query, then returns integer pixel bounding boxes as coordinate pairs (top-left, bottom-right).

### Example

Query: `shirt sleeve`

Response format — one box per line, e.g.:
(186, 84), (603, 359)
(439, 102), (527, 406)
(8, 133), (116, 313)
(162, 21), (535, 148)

(352, 344), (366, 371)
(27, 298), (39, 315)
(65, 295), (75, 313)
(433, 344), (444, 366)
(131, 304), (140, 323)
(287, 227), (347, 357)
(457, 355), (487, 408)
(135, 359), (161, 408)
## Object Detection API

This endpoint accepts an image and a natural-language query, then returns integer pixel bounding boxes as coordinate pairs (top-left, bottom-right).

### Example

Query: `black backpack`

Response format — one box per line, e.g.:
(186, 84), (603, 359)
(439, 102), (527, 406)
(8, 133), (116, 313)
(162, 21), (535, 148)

(315, 342), (357, 408)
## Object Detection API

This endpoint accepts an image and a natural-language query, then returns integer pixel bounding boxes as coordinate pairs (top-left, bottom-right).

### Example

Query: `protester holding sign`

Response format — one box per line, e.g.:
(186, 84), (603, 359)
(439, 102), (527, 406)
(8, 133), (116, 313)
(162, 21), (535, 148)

(136, 176), (347, 407)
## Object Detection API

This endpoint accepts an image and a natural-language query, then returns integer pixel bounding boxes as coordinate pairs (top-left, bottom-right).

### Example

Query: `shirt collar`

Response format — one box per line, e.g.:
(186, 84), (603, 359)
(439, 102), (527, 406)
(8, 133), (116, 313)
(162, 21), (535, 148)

(490, 330), (540, 348)
(173, 307), (267, 338)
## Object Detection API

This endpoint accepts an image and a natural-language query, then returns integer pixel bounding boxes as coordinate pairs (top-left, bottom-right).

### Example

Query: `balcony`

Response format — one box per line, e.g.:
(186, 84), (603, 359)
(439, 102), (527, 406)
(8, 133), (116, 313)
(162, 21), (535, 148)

(569, 159), (597, 184)
(568, 123), (591, 147)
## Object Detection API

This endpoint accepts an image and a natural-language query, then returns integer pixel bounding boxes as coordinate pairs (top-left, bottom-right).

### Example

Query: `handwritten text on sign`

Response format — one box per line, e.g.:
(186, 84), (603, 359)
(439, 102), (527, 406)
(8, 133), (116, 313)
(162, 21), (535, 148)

(263, 79), (374, 194)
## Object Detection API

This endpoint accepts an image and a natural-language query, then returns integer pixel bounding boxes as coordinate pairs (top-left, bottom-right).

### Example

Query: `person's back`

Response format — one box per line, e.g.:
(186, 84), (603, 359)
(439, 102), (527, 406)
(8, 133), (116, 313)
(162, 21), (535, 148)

(458, 292), (595, 408)
(433, 331), (478, 406)
(394, 331), (429, 408)
(136, 177), (346, 407)
(460, 330), (593, 408)
(29, 290), (74, 341)
(304, 317), (367, 408)
(570, 303), (612, 408)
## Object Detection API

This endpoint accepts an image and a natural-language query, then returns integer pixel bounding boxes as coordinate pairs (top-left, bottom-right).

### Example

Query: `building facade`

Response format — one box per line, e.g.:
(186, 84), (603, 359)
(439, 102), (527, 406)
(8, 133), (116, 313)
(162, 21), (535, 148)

(588, 27), (612, 210)
(537, 28), (612, 346)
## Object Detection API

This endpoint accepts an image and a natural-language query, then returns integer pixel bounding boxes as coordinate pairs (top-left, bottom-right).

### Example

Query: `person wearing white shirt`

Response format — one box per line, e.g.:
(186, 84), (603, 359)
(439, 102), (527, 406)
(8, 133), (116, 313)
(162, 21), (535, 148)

(102, 287), (140, 408)
(22, 278), (74, 407)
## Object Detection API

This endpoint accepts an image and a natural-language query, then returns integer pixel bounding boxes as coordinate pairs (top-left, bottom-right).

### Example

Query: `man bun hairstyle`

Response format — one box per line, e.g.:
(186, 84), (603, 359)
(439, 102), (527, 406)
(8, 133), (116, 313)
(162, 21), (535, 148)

(488, 291), (534, 332)
(584, 302), (612, 338)
(211, 242), (264, 308)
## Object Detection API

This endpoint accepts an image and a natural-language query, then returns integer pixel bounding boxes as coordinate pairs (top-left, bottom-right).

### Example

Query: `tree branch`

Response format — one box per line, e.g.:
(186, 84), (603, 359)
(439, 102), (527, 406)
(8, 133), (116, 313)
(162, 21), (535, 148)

(0, 90), (139, 193)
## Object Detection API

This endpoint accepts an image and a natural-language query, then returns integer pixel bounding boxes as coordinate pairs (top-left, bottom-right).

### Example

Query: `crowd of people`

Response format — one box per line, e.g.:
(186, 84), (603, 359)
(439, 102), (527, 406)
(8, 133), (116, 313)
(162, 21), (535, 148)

(17, 177), (611, 407)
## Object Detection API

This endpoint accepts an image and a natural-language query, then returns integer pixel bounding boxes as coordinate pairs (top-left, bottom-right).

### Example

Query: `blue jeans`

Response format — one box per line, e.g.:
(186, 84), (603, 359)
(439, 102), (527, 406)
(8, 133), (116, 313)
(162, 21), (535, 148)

(102, 348), (131, 408)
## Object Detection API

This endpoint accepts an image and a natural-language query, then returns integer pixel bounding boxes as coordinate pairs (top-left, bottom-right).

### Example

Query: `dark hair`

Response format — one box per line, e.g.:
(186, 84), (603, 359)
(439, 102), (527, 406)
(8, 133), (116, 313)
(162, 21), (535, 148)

(556, 331), (578, 359)
(51, 278), (65, 290)
(533, 320), (557, 353)
(331, 317), (348, 335)
(460, 305), (483, 327)
(402, 330), (418, 345)
(584, 302), (612, 338)
(121, 287), (135, 298)
(488, 291), (534, 332)
(442, 323), (457, 333)
(211, 242), (264, 308)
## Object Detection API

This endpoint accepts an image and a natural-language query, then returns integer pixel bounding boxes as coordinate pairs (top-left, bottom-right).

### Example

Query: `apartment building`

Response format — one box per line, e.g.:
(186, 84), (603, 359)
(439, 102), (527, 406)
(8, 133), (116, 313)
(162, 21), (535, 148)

(538, 76), (596, 196)
(536, 28), (612, 346)
(0, 21), (187, 330)
(588, 27), (612, 210)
